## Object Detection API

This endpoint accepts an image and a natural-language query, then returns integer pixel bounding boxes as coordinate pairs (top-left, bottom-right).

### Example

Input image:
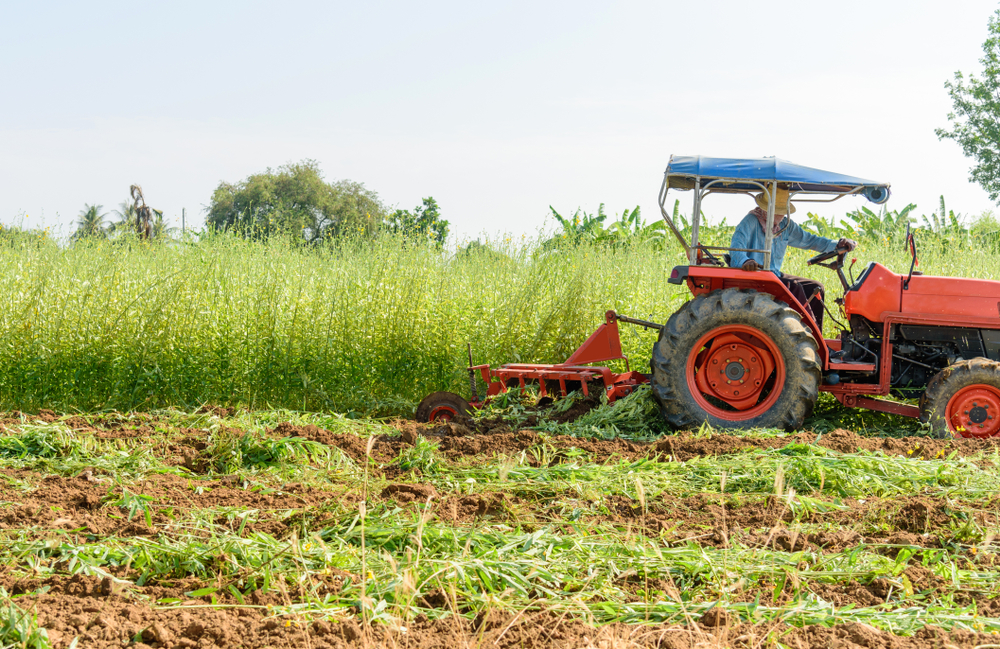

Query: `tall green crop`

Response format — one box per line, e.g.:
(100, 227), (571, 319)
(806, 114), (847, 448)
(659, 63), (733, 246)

(0, 229), (983, 414)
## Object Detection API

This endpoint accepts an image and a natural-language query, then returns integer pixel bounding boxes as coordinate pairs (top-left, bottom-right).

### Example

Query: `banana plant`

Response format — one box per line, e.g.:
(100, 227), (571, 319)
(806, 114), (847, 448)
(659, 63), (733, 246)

(921, 196), (967, 236)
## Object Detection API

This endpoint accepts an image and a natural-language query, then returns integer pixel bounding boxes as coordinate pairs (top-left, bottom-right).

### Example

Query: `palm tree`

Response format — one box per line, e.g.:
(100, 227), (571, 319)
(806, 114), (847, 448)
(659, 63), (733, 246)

(111, 200), (177, 241)
(72, 204), (109, 241)
(110, 200), (136, 235)
(151, 210), (178, 241)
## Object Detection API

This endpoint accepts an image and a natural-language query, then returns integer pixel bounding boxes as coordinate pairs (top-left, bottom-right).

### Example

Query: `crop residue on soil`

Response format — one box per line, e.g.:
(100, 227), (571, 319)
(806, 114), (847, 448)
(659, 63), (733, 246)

(3, 407), (1000, 647)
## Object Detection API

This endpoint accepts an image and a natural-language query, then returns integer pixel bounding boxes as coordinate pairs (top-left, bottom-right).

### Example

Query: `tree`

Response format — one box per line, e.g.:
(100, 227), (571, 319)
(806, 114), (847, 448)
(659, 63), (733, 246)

(72, 204), (110, 241)
(206, 160), (387, 241)
(109, 199), (174, 241)
(385, 197), (449, 245)
(110, 200), (136, 235)
(544, 204), (668, 248)
(549, 204), (609, 241)
(937, 9), (1000, 202)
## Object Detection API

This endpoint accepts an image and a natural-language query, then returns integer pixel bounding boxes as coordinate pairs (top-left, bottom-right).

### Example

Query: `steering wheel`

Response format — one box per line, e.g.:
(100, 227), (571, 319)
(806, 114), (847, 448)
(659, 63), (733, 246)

(807, 247), (852, 292)
(807, 248), (846, 266)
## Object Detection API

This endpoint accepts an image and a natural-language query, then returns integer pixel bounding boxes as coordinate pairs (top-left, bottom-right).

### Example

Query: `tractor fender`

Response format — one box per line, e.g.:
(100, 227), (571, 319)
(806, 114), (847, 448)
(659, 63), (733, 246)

(669, 265), (828, 365)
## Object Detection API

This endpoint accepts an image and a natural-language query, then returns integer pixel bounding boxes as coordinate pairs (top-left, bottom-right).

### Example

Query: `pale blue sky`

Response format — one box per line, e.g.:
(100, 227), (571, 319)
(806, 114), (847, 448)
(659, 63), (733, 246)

(1, 1), (996, 238)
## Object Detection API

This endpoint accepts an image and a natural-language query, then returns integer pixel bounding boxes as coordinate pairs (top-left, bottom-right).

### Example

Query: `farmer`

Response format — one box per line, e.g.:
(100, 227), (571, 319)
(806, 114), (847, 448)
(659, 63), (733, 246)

(728, 188), (856, 329)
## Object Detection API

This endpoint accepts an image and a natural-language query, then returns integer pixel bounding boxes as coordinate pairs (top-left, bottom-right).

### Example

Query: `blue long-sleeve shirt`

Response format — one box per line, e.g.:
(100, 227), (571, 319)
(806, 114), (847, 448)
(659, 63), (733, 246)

(728, 213), (837, 276)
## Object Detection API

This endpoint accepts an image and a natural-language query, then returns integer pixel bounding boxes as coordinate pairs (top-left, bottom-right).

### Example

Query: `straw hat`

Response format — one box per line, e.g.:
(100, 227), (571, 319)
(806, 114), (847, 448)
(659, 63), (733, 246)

(754, 188), (796, 215)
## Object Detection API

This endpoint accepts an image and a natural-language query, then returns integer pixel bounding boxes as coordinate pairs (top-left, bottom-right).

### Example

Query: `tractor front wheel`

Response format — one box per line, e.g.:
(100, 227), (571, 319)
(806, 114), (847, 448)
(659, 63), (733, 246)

(651, 288), (821, 431)
(920, 358), (1000, 438)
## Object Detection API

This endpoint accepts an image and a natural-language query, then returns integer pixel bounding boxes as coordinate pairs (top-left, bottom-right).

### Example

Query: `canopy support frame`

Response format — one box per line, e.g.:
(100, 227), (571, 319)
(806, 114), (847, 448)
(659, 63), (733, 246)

(660, 174), (772, 268)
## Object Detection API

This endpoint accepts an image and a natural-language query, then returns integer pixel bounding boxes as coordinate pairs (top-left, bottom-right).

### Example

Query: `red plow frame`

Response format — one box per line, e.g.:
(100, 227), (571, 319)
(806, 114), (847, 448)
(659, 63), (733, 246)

(469, 311), (654, 407)
(416, 311), (661, 422)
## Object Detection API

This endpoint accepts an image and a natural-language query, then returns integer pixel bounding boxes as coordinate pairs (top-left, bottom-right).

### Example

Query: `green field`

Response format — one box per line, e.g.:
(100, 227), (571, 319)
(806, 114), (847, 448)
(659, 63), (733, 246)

(0, 229), (978, 417)
(3, 228), (1000, 647)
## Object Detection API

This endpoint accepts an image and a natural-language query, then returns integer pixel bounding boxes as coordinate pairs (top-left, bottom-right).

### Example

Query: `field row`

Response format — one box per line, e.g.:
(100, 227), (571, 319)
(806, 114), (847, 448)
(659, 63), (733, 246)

(1, 408), (1000, 647)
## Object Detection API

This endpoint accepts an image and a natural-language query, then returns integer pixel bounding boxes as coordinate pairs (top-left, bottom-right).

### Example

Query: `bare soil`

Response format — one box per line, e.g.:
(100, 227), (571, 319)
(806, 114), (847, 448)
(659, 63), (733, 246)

(0, 470), (330, 540)
(7, 588), (1000, 649)
(4, 412), (1000, 647)
(592, 491), (997, 552)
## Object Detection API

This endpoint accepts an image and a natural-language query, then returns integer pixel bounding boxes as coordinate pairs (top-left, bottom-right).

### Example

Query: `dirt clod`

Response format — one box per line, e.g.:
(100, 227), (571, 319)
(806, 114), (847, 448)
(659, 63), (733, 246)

(382, 483), (437, 503)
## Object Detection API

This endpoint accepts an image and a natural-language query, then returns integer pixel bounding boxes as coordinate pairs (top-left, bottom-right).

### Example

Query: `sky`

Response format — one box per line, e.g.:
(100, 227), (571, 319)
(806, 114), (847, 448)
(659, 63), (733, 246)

(1, 1), (997, 240)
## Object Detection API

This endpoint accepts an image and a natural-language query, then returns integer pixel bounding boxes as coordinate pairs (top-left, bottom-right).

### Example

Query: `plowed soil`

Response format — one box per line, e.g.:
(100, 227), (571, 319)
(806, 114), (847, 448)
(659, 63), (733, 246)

(7, 587), (1000, 649)
(0, 470), (330, 541)
(4, 410), (1000, 647)
(592, 491), (997, 551)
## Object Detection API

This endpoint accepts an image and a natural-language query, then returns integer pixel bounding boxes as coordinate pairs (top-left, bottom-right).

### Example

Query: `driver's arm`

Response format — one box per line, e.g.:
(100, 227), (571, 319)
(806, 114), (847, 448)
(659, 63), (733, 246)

(786, 220), (837, 254)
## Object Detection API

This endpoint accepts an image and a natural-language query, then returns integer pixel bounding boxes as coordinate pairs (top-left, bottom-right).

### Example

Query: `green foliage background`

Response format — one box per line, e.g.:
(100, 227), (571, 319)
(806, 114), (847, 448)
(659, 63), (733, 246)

(938, 8), (1000, 203)
(2, 215), (996, 415)
(205, 160), (388, 241)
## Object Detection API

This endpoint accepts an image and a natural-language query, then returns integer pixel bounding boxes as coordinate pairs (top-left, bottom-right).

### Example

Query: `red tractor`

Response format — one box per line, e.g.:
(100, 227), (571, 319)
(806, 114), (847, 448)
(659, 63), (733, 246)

(654, 156), (1000, 438)
(418, 156), (1000, 439)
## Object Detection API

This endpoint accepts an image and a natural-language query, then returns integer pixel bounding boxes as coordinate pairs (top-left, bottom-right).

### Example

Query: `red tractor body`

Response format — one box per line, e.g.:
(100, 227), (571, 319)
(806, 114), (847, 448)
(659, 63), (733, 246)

(668, 258), (1000, 435)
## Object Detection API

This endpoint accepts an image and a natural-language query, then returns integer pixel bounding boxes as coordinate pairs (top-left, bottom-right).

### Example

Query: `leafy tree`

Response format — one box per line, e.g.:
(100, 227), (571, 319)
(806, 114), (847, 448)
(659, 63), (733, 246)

(456, 239), (513, 265)
(546, 203), (687, 249)
(971, 209), (1000, 250)
(937, 9), (1000, 202)
(72, 204), (110, 241)
(206, 160), (387, 241)
(802, 212), (857, 239)
(151, 212), (178, 240)
(851, 204), (916, 240)
(385, 197), (449, 245)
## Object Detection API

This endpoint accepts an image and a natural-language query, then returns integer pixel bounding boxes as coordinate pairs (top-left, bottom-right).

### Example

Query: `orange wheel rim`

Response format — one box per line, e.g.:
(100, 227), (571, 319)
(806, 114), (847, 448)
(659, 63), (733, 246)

(685, 324), (786, 421)
(428, 405), (457, 422)
(946, 385), (1000, 438)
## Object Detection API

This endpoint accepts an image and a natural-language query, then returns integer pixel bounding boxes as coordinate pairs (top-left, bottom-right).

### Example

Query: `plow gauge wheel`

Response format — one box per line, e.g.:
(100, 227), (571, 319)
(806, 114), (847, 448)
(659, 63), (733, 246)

(416, 391), (472, 423)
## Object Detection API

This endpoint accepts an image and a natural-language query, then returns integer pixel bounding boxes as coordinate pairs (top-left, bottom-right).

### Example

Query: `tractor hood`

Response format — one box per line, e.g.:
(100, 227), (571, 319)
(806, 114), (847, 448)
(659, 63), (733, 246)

(847, 262), (1000, 322)
(903, 273), (1000, 320)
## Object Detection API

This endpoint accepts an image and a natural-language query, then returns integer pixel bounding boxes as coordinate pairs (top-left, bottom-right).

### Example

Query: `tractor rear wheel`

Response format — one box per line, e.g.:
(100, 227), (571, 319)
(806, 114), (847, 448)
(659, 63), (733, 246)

(415, 391), (471, 423)
(920, 358), (1000, 439)
(651, 288), (821, 431)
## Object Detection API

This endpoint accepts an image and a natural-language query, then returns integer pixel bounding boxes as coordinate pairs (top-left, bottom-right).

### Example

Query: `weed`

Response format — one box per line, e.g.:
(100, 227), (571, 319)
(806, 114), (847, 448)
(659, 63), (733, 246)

(203, 429), (329, 474)
(0, 589), (49, 649)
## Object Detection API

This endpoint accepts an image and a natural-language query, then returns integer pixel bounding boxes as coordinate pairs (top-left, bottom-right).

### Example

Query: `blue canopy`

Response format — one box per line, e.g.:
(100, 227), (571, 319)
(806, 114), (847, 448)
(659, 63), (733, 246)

(666, 155), (890, 203)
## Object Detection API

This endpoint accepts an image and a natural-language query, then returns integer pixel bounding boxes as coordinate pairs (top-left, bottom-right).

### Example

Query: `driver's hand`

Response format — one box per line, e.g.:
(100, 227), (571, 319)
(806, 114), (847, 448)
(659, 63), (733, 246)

(742, 259), (760, 272)
(838, 238), (857, 252)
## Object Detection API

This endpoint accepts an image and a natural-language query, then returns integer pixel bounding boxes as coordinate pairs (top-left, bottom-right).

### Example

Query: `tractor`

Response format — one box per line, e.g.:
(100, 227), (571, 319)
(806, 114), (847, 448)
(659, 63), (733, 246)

(652, 155), (1000, 438)
(419, 156), (1000, 439)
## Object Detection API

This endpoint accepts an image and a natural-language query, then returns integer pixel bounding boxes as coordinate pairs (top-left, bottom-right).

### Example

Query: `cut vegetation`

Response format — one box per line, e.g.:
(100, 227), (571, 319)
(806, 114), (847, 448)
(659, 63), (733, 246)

(2, 395), (1000, 647)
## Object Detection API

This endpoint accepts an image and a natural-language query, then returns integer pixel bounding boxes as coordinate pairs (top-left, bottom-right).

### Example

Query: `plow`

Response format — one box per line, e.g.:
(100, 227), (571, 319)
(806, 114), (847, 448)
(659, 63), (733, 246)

(416, 311), (660, 422)
(420, 155), (1000, 439)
